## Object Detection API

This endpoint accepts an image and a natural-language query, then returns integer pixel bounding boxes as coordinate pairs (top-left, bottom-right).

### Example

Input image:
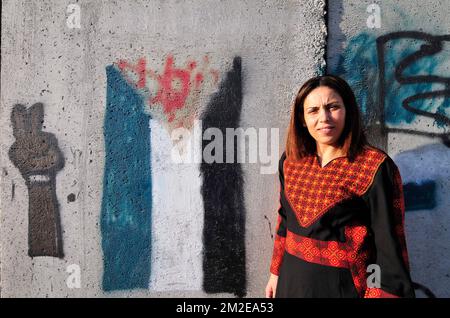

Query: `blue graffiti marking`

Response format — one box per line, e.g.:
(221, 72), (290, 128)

(334, 32), (449, 125)
(403, 180), (437, 211)
(333, 31), (449, 145)
(101, 65), (152, 291)
(377, 32), (450, 128)
(333, 33), (379, 122)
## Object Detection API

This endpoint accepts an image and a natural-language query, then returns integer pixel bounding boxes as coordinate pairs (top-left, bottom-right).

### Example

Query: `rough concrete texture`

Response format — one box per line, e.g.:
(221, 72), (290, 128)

(1, 0), (326, 297)
(328, 0), (450, 297)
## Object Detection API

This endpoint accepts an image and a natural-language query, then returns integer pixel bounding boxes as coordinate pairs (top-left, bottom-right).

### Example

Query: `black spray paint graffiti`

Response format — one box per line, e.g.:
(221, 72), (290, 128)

(376, 32), (448, 297)
(9, 103), (65, 258)
(200, 57), (246, 297)
(377, 31), (450, 149)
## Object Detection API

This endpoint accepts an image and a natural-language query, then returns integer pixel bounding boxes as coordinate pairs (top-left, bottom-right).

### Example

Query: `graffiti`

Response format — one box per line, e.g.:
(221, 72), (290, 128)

(149, 55), (198, 115)
(101, 66), (152, 291)
(118, 55), (218, 131)
(117, 58), (147, 89)
(147, 60), (236, 293)
(334, 31), (449, 150)
(334, 31), (449, 212)
(200, 57), (246, 297)
(377, 32), (450, 146)
(102, 56), (245, 296)
(8, 103), (65, 258)
(403, 181), (436, 211)
(149, 120), (204, 289)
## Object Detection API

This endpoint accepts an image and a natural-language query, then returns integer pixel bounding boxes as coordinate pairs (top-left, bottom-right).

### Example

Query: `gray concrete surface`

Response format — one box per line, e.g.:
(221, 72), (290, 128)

(1, 0), (326, 297)
(2, 0), (448, 299)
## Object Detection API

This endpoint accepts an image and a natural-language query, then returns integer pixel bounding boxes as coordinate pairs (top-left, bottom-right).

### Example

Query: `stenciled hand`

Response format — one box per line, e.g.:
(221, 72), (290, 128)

(9, 103), (64, 181)
(9, 103), (65, 258)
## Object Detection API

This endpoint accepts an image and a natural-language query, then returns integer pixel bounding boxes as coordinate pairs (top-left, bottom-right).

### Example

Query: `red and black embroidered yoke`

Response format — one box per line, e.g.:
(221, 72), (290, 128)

(270, 146), (415, 298)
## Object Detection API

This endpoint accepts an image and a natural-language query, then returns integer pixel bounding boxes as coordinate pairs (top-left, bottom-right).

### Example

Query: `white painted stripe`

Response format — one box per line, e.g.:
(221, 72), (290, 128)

(149, 119), (204, 291)
(29, 175), (50, 182)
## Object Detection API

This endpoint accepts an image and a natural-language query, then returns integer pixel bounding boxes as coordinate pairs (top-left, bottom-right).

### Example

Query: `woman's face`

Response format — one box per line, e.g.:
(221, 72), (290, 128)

(302, 86), (346, 148)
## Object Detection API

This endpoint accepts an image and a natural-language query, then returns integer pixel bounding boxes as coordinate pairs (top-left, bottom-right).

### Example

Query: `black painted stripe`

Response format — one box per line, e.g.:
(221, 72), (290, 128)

(200, 57), (246, 297)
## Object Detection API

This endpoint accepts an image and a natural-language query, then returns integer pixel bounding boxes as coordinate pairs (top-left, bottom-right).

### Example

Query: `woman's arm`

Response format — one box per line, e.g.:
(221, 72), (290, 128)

(266, 153), (287, 298)
(269, 152), (288, 275)
(363, 158), (415, 298)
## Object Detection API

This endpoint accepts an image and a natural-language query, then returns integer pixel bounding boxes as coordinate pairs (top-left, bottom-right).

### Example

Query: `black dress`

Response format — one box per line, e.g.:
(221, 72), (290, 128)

(270, 146), (415, 298)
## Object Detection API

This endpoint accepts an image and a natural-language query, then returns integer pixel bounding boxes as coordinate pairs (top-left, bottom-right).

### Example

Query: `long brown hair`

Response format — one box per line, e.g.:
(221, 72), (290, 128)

(286, 75), (368, 161)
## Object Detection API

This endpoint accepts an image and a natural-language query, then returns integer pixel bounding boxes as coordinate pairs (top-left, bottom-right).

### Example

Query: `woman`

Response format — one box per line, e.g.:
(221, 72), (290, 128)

(265, 75), (415, 298)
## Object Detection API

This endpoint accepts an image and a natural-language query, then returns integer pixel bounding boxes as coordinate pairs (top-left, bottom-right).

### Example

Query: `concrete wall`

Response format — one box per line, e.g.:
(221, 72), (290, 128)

(0, 0), (326, 297)
(328, 0), (450, 297)
(2, 0), (448, 299)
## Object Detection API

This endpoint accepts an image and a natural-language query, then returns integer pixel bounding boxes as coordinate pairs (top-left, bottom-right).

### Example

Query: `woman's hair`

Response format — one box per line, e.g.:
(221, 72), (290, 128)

(285, 74), (368, 161)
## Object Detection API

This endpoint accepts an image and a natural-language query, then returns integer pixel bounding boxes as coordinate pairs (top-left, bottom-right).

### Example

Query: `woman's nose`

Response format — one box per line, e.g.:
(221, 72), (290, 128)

(318, 107), (331, 122)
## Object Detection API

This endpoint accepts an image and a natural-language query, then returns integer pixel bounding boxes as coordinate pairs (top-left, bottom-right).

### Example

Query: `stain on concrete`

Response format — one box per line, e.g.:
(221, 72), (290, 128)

(67, 193), (76, 203)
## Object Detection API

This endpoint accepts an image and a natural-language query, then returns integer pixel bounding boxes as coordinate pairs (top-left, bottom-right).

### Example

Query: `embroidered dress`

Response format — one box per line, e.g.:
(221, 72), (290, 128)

(270, 146), (415, 298)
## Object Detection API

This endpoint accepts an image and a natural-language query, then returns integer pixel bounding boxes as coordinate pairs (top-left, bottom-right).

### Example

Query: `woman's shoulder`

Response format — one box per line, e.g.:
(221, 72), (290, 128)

(360, 144), (400, 174)
(361, 144), (386, 155)
(360, 144), (391, 162)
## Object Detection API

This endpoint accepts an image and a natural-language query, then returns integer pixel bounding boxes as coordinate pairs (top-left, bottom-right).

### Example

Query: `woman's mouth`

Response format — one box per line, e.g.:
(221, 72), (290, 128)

(318, 126), (335, 134)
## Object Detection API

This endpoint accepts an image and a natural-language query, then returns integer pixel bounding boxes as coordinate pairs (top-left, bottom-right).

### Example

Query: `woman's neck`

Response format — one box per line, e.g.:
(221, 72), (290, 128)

(316, 143), (347, 167)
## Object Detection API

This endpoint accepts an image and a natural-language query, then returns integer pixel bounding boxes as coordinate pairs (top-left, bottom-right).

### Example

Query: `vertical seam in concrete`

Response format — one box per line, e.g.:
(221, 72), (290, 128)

(0, 7), (2, 288)
(80, 1), (102, 296)
(324, 0), (329, 75)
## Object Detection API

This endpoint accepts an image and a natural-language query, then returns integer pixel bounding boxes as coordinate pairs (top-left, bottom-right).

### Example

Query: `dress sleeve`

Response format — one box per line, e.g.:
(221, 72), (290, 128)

(269, 152), (288, 276)
(362, 157), (415, 298)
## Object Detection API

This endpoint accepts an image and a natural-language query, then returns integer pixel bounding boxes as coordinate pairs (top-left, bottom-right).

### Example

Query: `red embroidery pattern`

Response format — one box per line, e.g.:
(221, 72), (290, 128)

(283, 224), (372, 297)
(270, 185), (287, 275)
(270, 234), (286, 275)
(283, 147), (386, 228)
(364, 288), (399, 298)
(345, 224), (371, 296)
(285, 232), (349, 268)
(392, 165), (410, 270)
(275, 150), (409, 297)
